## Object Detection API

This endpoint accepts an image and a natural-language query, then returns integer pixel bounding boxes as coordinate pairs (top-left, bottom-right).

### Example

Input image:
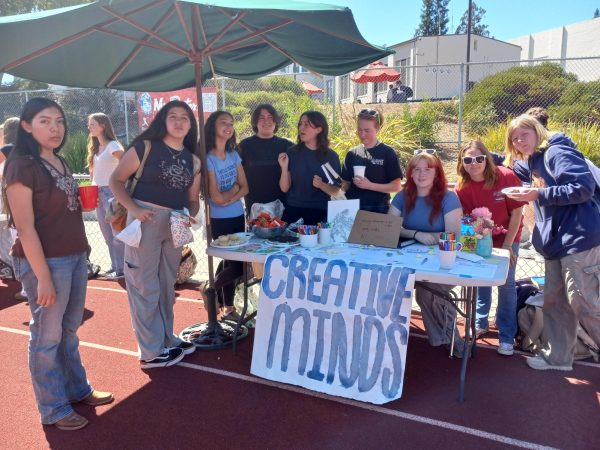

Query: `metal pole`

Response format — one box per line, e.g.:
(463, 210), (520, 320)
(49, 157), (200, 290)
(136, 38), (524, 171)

(332, 77), (337, 130)
(221, 77), (226, 110)
(457, 63), (465, 151)
(465, 0), (473, 91)
(123, 91), (130, 143)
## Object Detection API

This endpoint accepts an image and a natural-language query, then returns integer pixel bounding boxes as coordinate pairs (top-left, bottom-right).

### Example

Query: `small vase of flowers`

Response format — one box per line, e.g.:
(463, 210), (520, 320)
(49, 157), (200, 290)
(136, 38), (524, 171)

(470, 207), (506, 258)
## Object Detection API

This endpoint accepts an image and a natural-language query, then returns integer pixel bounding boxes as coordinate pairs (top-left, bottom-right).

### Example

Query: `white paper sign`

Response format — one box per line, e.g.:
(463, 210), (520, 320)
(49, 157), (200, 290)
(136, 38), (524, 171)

(251, 253), (415, 404)
(327, 199), (360, 243)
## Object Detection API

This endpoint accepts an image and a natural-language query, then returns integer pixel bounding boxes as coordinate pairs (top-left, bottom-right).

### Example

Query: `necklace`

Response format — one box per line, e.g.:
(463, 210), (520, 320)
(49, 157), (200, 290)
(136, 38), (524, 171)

(165, 143), (184, 159)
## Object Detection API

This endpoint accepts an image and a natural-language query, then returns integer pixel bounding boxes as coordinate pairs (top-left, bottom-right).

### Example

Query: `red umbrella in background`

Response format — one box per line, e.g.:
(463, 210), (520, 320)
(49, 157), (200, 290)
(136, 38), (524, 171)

(351, 61), (400, 83)
(300, 80), (324, 94)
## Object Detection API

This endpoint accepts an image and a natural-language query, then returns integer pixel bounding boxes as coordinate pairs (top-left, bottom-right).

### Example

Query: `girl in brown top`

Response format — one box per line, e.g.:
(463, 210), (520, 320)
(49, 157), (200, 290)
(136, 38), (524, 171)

(3, 98), (112, 431)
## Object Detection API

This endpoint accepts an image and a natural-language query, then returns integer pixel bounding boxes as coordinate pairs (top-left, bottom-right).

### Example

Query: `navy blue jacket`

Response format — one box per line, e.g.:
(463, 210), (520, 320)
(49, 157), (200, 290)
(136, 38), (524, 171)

(513, 133), (600, 259)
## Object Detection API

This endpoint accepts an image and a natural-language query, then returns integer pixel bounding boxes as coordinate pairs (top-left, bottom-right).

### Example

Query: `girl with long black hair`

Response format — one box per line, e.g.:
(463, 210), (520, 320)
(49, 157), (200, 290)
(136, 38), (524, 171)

(4, 97), (112, 431)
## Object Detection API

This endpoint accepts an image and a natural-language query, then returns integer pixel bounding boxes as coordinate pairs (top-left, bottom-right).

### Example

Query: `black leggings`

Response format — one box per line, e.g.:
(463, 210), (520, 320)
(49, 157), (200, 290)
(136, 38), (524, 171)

(211, 215), (245, 307)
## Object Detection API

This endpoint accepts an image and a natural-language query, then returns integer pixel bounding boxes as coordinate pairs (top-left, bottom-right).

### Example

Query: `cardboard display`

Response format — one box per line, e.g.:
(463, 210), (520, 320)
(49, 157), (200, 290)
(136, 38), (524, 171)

(347, 210), (403, 248)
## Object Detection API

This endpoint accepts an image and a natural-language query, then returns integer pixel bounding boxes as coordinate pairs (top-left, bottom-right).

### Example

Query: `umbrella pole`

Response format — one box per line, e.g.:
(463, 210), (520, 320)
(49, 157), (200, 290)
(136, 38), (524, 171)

(179, 61), (248, 349)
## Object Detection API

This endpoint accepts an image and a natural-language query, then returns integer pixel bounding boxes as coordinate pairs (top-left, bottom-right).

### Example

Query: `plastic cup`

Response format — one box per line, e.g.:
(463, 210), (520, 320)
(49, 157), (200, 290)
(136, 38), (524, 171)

(318, 228), (332, 245)
(439, 249), (458, 270)
(299, 233), (318, 248)
(354, 165), (366, 177)
(79, 185), (99, 209)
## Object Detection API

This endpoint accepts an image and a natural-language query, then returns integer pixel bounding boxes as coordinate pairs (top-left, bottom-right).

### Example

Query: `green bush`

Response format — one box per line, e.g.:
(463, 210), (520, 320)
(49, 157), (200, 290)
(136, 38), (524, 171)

(561, 122), (600, 166)
(463, 63), (577, 123)
(402, 100), (439, 148)
(480, 121), (508, 154)
(464, 103), (497, 136)
(330, 108), (416, 167)
(549, 80), (600, 125)
(60, 131), (88, 174)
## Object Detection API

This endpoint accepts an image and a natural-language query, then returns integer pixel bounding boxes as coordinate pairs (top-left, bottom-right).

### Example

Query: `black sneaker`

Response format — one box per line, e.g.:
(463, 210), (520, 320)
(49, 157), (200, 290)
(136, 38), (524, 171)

(177, 341), (196, 355)
(140, 348), (184, 369)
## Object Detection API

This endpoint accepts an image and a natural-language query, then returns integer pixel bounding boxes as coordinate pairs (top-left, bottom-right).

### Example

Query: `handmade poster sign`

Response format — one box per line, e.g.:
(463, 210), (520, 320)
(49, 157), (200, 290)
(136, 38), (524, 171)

(347, 211), (403, 248)
(251, 253), (416, 404)
(327, 199), (360, 243)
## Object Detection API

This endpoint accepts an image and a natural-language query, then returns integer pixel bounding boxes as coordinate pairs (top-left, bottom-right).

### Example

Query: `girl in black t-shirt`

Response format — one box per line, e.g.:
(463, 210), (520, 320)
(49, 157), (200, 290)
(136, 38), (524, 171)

(278, 111), (342, 225)
(4, 98), (112, 431)
(341, 109), (403, 213)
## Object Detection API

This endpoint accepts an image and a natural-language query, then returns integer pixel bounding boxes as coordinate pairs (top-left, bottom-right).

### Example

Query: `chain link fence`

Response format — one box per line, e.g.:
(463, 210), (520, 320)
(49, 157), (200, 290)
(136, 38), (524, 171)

(3, 56), (596, 289)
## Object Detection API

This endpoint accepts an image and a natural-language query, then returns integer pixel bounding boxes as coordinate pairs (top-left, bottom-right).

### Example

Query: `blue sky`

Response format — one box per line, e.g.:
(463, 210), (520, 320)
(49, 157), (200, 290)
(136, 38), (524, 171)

(308, 0), (600, 47)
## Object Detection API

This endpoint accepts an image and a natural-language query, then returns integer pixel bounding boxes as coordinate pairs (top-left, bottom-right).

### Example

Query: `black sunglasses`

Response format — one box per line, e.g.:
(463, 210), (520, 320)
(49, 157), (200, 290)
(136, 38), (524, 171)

(413, 149), (436, 155)
(358, 109), (382, 125)
(462, 155), (486, 165)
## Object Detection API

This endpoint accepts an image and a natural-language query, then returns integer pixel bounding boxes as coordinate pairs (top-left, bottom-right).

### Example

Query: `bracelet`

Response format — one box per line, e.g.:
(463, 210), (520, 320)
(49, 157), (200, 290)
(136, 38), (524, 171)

(412, 230), (419, 239)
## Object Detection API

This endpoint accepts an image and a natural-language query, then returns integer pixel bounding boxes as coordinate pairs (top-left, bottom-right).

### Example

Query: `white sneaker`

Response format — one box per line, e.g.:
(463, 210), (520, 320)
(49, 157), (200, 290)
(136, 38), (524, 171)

(497, 342), (514, 356)
(526, 355), (572, 371)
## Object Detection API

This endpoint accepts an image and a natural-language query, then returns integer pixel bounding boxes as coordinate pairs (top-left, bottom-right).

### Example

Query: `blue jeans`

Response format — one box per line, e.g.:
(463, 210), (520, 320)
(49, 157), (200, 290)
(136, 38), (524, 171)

(14, 252), (93, 424)
(476, 242), (519, 344)
(97, 186), (125, 274)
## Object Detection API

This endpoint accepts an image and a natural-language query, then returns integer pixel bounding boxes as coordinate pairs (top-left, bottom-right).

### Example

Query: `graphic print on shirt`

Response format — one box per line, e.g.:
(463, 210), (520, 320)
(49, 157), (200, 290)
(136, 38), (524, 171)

(215, 161), (237, 192)
(158, 156), (192, 190)
(42, 160), (79, 211)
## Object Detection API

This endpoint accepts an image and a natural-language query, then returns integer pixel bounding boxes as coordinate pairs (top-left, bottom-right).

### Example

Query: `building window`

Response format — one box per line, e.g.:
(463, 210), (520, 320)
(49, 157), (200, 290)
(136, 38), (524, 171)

(356, 83), (367, 96)
(399, 58), (408, 84)
(325, 79), (334, 102)
(375, 81), (387, 92)
(340, 75), (350, 99)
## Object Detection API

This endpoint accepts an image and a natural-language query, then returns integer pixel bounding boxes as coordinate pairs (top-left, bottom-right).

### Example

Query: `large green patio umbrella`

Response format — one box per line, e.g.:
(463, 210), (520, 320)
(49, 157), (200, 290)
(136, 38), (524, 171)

(0, 0), (392, 346)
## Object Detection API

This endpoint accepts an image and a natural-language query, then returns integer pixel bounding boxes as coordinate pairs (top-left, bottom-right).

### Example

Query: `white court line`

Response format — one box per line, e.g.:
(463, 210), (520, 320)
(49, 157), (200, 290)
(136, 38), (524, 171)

(87, 285), (203, 304)
(0, 325), (559, 450)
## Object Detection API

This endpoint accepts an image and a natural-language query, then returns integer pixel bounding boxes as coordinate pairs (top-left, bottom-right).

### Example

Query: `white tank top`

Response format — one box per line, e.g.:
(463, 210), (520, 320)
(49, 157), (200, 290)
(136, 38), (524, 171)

(92, 140), (123, 186)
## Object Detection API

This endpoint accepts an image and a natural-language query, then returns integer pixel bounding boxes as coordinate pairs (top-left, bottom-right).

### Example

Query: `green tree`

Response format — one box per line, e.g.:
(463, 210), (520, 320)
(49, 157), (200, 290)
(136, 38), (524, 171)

(455, 2), (490, 37)
(0, 1), (90, 16)
(594, 8), (600, 18)
(415, 0), (450, 37)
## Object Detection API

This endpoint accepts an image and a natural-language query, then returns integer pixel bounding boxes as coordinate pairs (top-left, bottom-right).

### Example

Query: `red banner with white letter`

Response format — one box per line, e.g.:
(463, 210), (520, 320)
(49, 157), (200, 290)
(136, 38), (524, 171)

(136, 87), (217, 131)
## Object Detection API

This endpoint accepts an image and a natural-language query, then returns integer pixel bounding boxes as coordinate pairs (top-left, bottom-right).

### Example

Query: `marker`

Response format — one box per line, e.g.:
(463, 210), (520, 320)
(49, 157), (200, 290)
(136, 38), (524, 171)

(459, 274), (473, 278)
(421, 257), (428, 265)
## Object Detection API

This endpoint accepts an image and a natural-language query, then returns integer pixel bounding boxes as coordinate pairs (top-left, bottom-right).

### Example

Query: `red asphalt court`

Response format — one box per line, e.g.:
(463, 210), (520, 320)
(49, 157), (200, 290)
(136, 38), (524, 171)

(0, 278), (598, 450)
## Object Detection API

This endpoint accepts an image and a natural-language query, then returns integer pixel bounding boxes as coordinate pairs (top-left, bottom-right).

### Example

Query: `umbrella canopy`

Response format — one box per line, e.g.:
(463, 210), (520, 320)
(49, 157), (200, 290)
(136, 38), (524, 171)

(351, 61), (400, 84)
(0, 0), (392, 91)
(300, 80), (323, 94)
(0, 0), (392, 307)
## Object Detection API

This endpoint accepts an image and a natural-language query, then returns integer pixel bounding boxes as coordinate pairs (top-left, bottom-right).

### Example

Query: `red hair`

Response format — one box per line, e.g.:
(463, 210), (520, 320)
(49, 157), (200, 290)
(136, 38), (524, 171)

(404, 153), (448, 225)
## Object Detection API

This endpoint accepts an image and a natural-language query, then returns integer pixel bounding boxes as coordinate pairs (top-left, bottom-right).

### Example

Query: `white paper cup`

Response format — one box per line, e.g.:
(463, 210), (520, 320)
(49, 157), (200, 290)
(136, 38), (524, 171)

(299, 233), (318, 248)
(354, 165), (366, 177)
(439, 250), (457, 270)
(318, 228), (332, 245)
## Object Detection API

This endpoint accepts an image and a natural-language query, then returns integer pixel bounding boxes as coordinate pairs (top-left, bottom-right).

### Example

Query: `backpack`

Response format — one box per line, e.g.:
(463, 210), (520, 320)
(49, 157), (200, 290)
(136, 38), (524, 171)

(518, 301), (600, 362)
(176, 246), (197, 284)
(543, 148), (600, 213)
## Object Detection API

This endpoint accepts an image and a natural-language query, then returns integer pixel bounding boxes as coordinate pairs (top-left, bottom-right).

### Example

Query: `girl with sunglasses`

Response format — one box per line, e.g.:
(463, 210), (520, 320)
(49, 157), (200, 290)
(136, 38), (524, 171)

(341, 109), (403, 213)
(389, 152), (465, 356)
(455, 140), (526, 356)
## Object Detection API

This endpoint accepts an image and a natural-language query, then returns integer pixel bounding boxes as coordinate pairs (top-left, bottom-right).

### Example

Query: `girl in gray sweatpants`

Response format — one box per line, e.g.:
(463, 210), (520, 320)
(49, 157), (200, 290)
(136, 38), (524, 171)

(110, 100), (202, 368)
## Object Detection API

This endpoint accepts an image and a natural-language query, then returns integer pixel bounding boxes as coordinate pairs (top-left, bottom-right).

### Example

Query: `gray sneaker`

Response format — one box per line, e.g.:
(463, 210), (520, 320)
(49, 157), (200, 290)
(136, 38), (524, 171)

(526, 355), (572, 371)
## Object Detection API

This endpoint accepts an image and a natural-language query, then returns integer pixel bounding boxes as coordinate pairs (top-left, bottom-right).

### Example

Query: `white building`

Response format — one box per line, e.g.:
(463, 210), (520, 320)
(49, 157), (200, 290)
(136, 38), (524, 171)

(333, 34), (521, 104)
(509, 17), (600, 81)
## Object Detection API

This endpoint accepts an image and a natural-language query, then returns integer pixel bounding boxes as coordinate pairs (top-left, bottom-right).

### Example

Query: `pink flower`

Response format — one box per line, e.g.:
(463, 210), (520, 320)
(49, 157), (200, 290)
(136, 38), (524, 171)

(471, 207), (493, 220)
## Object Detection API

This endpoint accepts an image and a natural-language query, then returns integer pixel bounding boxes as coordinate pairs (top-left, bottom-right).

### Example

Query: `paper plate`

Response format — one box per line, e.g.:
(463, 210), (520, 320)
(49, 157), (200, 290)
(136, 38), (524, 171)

(211, 232), (252, 249)
(501, 187), (530, 196)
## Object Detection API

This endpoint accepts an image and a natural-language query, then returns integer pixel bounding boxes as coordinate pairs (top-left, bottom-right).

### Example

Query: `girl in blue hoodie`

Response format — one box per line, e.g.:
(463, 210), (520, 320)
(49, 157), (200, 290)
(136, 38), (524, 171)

(505, 114), (600, 371)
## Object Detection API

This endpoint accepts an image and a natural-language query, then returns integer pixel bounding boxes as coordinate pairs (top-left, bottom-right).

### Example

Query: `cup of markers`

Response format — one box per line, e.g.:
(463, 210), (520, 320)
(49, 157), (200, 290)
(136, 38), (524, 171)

(438, 233), (463, 269)
(317, 222), (332, 245)
(298, 225), (319, 248)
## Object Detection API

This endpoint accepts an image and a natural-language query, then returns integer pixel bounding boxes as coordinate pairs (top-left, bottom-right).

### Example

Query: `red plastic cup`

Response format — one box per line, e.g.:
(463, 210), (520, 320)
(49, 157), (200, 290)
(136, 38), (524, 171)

(79, 185), (99, 209)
